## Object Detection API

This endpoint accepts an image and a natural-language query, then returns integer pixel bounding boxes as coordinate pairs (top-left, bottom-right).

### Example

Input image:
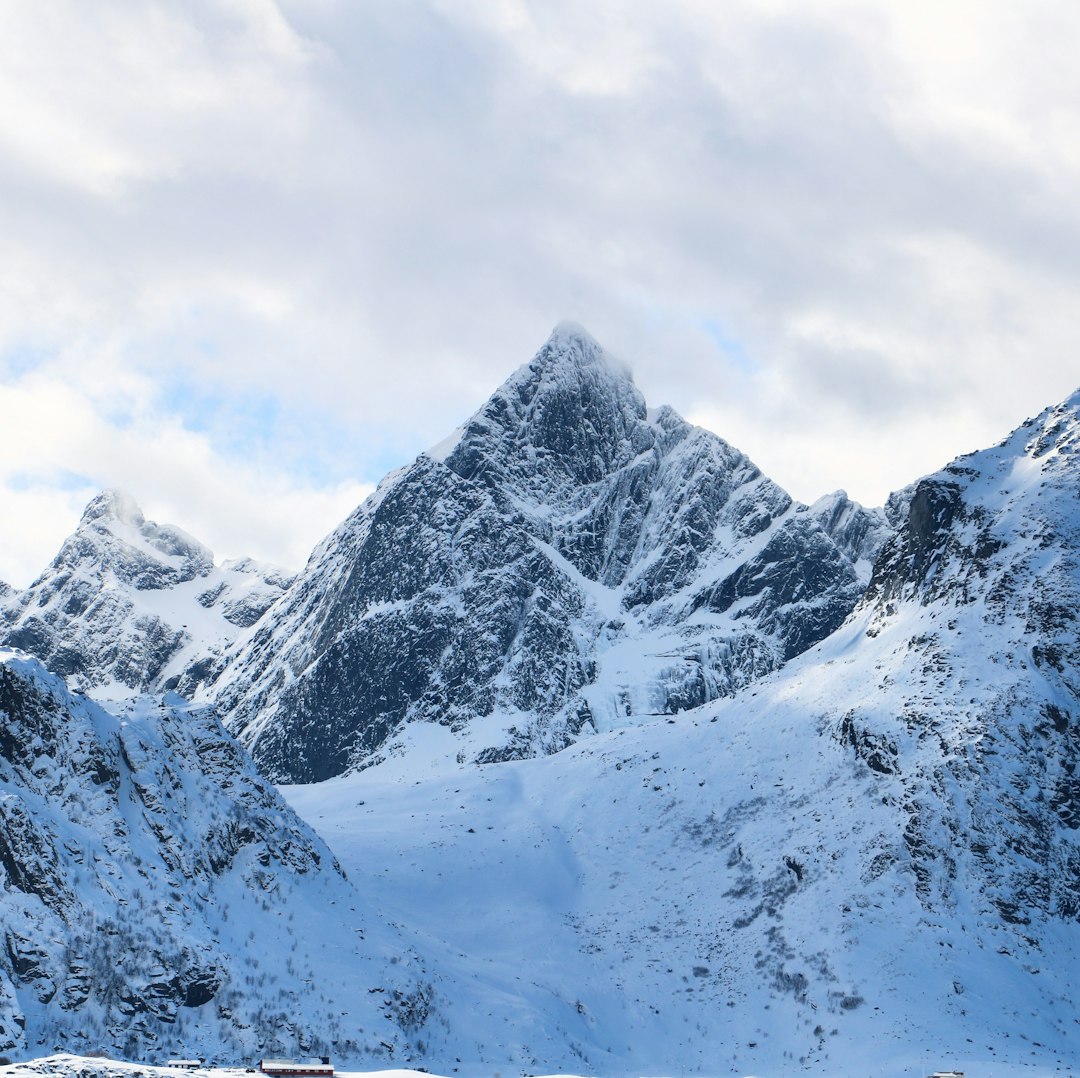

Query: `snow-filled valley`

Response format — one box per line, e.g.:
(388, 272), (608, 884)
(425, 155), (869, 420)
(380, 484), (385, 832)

(1, 326), (1078, 1076)
(283, 615), (1078, 1076)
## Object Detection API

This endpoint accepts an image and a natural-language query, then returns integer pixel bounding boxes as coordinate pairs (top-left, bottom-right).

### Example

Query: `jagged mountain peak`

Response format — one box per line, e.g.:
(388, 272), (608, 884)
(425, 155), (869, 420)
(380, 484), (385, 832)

(536, 319), (630, 376)
(546, 317), (596, 345)
(0, 492), (292, 696)
(79, 488), (145, 527)
(435, 321), (648, 497)
(212, 326), (883, 782)
(74, 490), (212, 570)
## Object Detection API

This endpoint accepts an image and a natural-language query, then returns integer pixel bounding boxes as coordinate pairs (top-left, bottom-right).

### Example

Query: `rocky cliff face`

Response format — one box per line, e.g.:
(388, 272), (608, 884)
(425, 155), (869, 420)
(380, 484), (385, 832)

(0, 649), (431, 1063)
(210, 324), (889, 782)
(695, 382), (1080, 950)
(841, 389), (1080, 927)
(0, 491), (292, 698)
(807, 489), (892, 578)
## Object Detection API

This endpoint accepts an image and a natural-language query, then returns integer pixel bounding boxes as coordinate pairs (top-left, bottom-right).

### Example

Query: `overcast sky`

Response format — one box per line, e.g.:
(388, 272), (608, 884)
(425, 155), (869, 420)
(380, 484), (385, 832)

(2, 0), (1079, 587)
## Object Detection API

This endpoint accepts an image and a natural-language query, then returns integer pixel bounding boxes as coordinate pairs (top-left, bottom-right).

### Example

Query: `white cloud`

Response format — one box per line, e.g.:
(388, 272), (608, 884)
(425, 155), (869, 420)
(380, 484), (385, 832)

(2, 0), (1079, 586)
(0, 366), (371, 585)
(0, 0), (318, 195)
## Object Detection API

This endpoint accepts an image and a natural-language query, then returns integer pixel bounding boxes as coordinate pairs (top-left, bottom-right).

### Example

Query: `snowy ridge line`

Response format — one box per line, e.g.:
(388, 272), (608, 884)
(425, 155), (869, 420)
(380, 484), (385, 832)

(0, 490), (293, 701)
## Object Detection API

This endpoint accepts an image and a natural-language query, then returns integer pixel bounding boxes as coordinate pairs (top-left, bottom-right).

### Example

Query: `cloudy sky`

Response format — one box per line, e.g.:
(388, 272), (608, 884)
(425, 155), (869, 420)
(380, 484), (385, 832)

(2, 0), (1079, 587)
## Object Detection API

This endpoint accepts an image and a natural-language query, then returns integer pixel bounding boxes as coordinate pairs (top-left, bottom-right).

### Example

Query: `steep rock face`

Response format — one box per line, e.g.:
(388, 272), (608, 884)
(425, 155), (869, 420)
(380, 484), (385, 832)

(0, 650), (430, 1063)
(806, 490), (892, 578)
(211, 324), (885, 782)
(0, 492), (292, 698)
(723, 387), (1080, 950)
(843, 390), (1080, 927)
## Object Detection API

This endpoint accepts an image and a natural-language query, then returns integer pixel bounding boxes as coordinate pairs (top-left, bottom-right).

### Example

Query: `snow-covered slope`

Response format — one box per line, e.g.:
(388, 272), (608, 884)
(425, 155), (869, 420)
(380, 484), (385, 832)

(284, 703), (1077, 1077)
(0, 650), (434, 1066)
(211, 324), (888, 782)
(0, 491), (292, 698)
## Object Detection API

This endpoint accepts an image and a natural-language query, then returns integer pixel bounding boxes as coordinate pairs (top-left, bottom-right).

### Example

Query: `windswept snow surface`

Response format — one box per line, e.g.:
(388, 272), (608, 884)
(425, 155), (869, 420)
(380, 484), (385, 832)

(283, 656), (1078, 1078)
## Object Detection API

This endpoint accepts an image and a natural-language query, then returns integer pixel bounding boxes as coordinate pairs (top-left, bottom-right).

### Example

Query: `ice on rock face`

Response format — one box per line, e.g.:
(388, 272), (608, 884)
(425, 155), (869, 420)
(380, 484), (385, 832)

(212, 325), (882, 782)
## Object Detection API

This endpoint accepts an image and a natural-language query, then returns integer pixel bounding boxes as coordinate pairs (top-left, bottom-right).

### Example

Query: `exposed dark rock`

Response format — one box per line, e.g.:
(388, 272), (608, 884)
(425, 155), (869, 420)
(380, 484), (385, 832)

(806, 490), (892, 574)
(213, 325), (883, 782)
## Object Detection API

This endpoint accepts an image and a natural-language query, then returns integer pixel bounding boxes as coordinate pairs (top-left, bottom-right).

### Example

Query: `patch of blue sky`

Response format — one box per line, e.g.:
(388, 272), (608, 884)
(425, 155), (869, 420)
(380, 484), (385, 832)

(362, 438), (430, 481)
(636, 305), (761, 377)
(98, 400), (136, 431)
(696, 318), (760, 374)
(157, 376), (279, 442)
(153, 374), (416, 489)
(8, 468), (94, 492)
(0, 343), (56, 383)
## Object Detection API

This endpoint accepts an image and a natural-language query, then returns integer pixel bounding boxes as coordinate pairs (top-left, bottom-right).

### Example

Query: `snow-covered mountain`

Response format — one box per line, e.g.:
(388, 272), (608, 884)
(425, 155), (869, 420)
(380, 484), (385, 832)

(0, 649), (433, 1065)
(0, 491), (292, 698)
(275, 386), (1080, 1076)
(210, 324), (889, 782)
(2, 327), (1078, 1075)
(838, 387), (1080, 926)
